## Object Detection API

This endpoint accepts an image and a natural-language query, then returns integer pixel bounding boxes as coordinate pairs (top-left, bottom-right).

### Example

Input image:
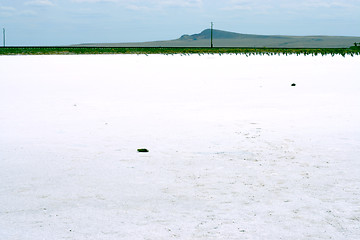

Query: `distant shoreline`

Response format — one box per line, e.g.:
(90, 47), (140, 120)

(0, 47), (359, 56)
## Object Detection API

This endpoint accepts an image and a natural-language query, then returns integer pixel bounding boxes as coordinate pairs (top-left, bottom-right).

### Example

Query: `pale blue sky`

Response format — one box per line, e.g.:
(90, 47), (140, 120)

(1, 0), (360, 46)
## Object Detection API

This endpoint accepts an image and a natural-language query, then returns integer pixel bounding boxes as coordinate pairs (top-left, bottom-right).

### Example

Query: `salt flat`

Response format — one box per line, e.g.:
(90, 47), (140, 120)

(0, 54), (359, 239)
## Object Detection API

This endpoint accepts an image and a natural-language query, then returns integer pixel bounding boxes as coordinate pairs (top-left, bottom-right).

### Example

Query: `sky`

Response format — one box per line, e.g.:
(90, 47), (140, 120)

(1, 0), (360, 46)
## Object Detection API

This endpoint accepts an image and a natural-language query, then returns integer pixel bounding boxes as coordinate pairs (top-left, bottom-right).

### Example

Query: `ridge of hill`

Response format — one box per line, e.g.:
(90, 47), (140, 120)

(180, 29), (243, 40)
(75, 29), (360, 48)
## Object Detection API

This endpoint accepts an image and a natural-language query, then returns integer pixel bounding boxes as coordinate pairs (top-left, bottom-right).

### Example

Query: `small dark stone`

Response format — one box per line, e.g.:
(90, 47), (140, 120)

(291, 83), (296, 86)
(137, 148), (149, 152)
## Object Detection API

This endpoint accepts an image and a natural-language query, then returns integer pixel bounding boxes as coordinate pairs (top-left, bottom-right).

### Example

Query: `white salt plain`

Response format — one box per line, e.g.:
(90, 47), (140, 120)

(0, 54), (359, 239)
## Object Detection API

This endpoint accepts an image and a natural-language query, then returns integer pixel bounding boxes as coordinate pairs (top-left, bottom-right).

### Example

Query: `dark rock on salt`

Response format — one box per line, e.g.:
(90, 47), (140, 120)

(137, 148), (149, 152)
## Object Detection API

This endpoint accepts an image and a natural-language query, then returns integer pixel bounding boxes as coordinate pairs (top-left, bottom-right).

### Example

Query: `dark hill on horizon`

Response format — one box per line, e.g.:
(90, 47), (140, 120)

(180, 29), (243, 40)
(75, 29), (360, 48)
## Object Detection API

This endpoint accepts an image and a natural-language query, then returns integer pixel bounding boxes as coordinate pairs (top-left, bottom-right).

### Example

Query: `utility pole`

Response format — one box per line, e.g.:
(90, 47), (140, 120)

(2, 28), (5, 47)
(210, 22), (213, 48)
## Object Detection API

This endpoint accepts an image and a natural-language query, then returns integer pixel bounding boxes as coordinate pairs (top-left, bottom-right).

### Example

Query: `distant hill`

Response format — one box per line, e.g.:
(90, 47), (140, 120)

(74, 29), (360, 48)
(179, 29), (242, 40)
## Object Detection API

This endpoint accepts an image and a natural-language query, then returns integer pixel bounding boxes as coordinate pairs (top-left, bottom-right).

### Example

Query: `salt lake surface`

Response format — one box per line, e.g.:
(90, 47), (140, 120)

(0, 54), (359, 239)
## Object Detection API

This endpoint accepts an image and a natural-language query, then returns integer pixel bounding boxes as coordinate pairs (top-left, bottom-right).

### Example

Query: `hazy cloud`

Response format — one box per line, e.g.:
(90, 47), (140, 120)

(224, 0), (359, 11)
(0, 5), (16, 16)
(0, 5), (38, 17)
(20, 9), (38, 15)
(71, 0), (202, 9)
(222, 0), (269, 11)
(69, 0), (360, 12)
(297, 0), (356, 8)
(0, 6), (16, 11)
(25, 0), (55, 6)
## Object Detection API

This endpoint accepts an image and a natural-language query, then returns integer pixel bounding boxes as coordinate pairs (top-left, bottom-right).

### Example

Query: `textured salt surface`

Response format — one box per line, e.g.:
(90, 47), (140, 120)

(0, 54), (359, 239)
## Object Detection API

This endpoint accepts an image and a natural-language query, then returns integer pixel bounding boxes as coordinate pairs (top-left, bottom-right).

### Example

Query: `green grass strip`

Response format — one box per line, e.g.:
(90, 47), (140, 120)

(1, 47), (359, 56)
